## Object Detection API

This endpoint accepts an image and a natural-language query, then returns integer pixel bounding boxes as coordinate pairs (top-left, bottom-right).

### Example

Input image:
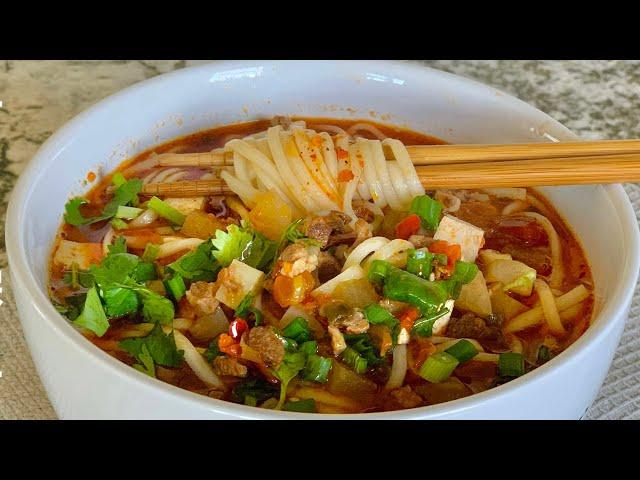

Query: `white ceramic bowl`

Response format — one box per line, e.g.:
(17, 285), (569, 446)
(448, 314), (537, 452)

(6, 61), (640, 419)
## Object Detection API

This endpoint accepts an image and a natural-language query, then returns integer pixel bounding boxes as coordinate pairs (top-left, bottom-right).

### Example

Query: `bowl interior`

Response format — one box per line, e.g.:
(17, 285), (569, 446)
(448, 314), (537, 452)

(9, 60), (638, 417)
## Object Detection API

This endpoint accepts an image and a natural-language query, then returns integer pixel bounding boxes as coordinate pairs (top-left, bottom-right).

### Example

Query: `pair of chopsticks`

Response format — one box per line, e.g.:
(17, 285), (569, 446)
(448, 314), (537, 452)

(141, 139), (640, 196)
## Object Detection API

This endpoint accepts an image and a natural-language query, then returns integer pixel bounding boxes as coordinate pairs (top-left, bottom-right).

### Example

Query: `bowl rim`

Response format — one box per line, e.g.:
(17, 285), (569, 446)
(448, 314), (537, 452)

(6, 60), (640, 419)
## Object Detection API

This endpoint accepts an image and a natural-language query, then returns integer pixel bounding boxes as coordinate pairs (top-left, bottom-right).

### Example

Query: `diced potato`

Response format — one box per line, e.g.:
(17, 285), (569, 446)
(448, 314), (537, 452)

(485, 259), (537, 296)
(180, 211), (224, 239)
(327, 361), (377, 397)
(163, 197), (206, 216)
(215, 259), (265, 309)
(478, 249), (512, 267)
(414, 377), (471, 405)
(53, 240), (103, 270)
(331, 278), (379, 309)
(489, 285), (528, 320)
(248, 191), (292, 241)
(433, 299), (456, 335)
(455, 271), (492, 318)
(434, 214), (485, 262)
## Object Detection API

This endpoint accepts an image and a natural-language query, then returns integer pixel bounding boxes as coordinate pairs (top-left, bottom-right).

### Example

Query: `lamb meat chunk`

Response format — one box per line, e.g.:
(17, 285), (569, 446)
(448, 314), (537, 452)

(317, 251), (342, 284)
(185, 281), (219, 316)
(304, 211), (352, 247)
(446, 312), (502, 341)
(246, 326), (285, 368)
(213, 357), (248, 378)
(388, 386), (423, 409)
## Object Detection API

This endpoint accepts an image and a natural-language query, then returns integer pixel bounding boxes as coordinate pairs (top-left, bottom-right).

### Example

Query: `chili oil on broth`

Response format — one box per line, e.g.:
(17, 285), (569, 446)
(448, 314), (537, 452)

(48, 117), (594, 413)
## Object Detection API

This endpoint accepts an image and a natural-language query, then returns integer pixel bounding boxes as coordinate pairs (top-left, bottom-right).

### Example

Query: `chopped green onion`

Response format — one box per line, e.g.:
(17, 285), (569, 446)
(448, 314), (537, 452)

(445, 339), (478, 363)
(244, 395), (258, 407)
(299, 340), (318, 356)
(406, 248), (434, 279)
(277, 334), (298, 352)
(363, 303), (400, 341)
(148, 196), (186, 225)
(282, 317), (312, 343)
(452, 261), (479, 284)
(133, 262), (158, 282)
(141, 244), (160, 263)
(250, 308), (263, 326)
(235, 293), (255, 318)
(111, 172), (127, 187)
(303, 355), (332, 383)
(368, 259), (390, 285)
(283, 398), (316, 413)
(419, 351), (459, 383)
(164, 274), (186, 301)
(110, 218), (128, 230)
(499, 352), (525, 377)
(538, 345), (551, 364)
(380, 263), (449, 316)
(116, 205), (143, 220)
(410, 195), (443, 231)
(412, 307), (450, 337)
(439, 278), (463, 299)
(342, 347), (368, 374)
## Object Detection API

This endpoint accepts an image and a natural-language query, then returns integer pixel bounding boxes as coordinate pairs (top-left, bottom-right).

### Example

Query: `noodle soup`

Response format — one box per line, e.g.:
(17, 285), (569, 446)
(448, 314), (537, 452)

(49, 117), (593, 413)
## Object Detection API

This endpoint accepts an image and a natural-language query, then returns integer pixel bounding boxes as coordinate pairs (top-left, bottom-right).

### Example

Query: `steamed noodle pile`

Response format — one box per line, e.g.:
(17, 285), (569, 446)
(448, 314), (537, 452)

(215, 122), (424, 219)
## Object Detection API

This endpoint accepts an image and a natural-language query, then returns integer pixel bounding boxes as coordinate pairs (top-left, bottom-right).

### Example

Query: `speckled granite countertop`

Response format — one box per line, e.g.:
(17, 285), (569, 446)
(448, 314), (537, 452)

(1, 60), (639, 419)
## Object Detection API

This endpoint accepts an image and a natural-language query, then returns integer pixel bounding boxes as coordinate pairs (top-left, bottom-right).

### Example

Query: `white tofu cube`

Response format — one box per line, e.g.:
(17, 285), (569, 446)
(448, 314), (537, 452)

(434, 214), (485, 262)
(53, 240), (103, 270)
(215, 259), (265, 309)
(163, 197), (206, 216)
(432, 299), (455, 336)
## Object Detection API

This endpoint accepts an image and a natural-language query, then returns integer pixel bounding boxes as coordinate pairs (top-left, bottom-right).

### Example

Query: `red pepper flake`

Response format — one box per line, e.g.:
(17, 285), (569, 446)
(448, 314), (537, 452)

(337, 169), (355, 182)
(86, 171), (96, 182)
(229, 318), (249, 340)
(336, 147), (349, 160)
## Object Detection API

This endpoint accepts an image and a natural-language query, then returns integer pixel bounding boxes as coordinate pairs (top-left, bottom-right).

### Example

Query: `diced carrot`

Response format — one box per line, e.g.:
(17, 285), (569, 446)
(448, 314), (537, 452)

(429, 240), (462, 270)
(395, 214), (421, 240)
(398, 306), (421, 332)
(218, 333), (242, 357)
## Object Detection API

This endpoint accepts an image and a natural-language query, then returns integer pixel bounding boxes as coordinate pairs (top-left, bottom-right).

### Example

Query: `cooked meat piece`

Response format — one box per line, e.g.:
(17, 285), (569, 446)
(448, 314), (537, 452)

(328, 325), (347, 355)
(353, 204), (375, 223)
(499, 244), (552, 276)
(279, 242), (320, 277)
(408, 235), (434, 248)
(335, 309), (369, 334)
(213, 356), (248, 377)
(389, 386), (423, 409)
(209, 195), (229, 217)
(304, 211), (351, 247)
(351, 218), (372, 249)
(446, 312), (502, 341)
(316, 251), (342, 283)
(246, 326), (285, 368)
(207, 389), (226, 399)
(326, 232), (357, 248)
(434, 190), (462, 213)
(186, 281), (219, 316)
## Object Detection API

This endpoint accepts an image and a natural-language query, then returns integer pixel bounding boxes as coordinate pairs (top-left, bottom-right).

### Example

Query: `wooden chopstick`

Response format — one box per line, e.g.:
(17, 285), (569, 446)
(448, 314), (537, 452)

(142, 152), (640, 196)
(156, 139), (640, 168)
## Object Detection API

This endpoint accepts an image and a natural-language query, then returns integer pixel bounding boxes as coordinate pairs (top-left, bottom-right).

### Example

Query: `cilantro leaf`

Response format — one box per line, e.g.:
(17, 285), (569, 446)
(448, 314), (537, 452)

(231, 378), (278, 405)
(73, 286), (109, 336)
(63, 178), (142, 226)
(103, 286), (139, 318)
(211, 224), (254, 267)
(90, 252), (139, 286)
(211, 223), (278, 272)
(139, 291), (175, 325)
(120, 323), (184, 368)
(275, 351), (306, 409)
(202, 339), (222, 362)
(108, 236), (128, 255)
(168, 240), (220, 281)
(132, 344), (156, 377)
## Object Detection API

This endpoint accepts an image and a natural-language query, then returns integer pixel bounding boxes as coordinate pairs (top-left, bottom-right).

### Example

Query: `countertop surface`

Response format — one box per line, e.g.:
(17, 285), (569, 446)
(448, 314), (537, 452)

(1, 60), (639, 419)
